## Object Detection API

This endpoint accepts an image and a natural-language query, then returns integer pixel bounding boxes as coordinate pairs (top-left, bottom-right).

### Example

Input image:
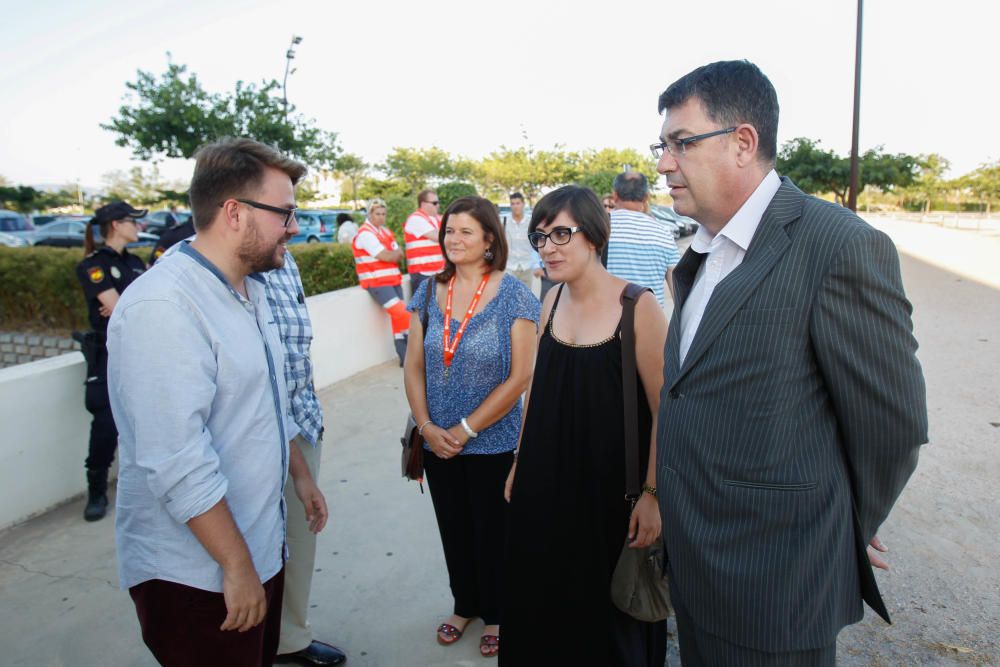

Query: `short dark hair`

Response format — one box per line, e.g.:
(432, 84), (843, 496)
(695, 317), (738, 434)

(657, 60), (779, 163)
(417, 189), (437, 205)
(437, 196), (508, 282)
(188, 138), (307, 231)
(529, 186), (609, 254)
(612, 172), (648, 202)
(509, 192), (524, 202)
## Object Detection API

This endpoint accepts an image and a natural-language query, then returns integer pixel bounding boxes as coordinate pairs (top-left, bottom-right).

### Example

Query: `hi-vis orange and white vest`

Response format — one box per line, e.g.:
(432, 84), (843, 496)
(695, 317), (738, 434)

(352, 221), (402, 288)
(404, 210), (445, 275)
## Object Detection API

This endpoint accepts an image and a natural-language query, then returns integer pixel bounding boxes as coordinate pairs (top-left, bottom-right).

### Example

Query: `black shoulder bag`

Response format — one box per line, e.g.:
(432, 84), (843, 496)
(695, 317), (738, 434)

(609, 283), (672, 622)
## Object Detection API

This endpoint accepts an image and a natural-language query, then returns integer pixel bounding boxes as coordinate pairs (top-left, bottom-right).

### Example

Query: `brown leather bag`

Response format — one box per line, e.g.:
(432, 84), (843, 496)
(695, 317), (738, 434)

(400, 282), (434, 493)
(609, 283), (672, 622)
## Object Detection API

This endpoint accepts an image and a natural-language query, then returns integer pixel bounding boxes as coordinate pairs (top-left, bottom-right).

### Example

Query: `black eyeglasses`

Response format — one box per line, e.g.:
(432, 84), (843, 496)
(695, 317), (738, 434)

(426, 200), (440, 206)
(650, 127), (737, 159)
(220, 198), (298, 227)
(527, 226), (583, 249)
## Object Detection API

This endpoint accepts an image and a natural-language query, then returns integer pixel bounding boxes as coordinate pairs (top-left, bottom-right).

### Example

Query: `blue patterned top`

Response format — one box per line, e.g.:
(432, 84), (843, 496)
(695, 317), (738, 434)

(407, 273), (540, 455)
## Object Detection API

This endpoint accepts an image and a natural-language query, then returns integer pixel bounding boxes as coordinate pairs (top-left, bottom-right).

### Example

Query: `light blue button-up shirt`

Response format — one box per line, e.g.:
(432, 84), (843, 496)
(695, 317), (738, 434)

(107, 243), (289, 592)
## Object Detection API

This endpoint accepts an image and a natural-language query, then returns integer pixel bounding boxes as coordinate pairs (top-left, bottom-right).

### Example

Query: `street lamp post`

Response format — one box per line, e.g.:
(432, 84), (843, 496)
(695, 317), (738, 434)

(282, 35), (303, 127)
(848, 0), (863, 211)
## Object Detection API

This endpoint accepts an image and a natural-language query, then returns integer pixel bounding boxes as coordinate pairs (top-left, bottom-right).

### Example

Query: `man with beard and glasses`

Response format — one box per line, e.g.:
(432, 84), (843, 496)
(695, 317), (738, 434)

(106, 138), (328, 665)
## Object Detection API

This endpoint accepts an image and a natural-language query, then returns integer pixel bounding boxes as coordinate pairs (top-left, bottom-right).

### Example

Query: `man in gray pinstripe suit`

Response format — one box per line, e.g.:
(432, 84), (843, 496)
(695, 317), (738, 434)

(651, 60), (928, 665)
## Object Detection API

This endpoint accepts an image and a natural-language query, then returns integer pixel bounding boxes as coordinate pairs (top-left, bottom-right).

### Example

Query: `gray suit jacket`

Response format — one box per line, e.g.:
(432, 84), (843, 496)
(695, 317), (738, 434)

(657, 178), (927, 652)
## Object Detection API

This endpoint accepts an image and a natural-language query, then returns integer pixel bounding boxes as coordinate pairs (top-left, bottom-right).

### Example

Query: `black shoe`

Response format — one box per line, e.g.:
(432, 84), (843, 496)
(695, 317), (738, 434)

(84, 469), (109, 522)
(276, 640), (347, 665)
(84, 493), (108, 521)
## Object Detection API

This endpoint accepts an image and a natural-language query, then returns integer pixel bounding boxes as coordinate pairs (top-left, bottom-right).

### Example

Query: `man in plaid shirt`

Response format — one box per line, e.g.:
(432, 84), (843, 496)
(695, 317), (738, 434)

(265, 251), (347, 666)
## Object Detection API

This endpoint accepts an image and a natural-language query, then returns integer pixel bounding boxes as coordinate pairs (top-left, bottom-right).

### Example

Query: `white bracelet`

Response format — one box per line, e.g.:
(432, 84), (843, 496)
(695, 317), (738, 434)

(460, 417), (478, 439)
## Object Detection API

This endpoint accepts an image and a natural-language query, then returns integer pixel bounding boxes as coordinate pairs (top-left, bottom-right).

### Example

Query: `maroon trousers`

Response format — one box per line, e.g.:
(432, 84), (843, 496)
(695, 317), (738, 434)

(129, 569), (285, 667)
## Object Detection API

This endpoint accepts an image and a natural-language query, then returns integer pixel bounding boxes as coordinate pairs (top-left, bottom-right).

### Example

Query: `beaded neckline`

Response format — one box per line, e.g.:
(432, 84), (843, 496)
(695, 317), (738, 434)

(547, 317), (618, 349)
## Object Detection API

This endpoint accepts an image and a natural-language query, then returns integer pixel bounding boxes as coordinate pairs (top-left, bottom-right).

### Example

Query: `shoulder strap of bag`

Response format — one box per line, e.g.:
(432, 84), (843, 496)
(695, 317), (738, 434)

(421, 279), (433, 332)
(620, 283), (650, 501)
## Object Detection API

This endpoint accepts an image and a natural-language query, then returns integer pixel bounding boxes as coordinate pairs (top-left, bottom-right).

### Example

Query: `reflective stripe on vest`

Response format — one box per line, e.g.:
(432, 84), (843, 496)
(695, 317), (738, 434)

(404, 210), (445, 275)
(352, 222), (402, 288)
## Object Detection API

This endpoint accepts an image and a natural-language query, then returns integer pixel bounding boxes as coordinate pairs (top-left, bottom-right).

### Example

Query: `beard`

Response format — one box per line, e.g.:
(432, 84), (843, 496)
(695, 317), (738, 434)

(237, 219), (288, 273)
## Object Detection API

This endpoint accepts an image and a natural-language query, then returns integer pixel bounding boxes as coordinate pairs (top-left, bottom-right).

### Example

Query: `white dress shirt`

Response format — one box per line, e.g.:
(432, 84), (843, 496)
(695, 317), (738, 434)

(679, 170), (781, 364)
(504, 214), (542, 271)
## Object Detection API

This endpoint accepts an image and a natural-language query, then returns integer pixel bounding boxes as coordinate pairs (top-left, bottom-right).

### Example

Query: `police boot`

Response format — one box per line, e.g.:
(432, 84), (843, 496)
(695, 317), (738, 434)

(84, 469), (109, 522)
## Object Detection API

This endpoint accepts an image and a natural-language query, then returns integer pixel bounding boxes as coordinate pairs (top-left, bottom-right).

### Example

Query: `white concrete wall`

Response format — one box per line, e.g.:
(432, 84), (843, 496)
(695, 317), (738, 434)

(0, 281), (405, 530)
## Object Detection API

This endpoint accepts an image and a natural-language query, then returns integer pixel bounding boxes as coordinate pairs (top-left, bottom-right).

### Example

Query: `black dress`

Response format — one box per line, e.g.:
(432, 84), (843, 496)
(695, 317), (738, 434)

(502, 286), (666, 666)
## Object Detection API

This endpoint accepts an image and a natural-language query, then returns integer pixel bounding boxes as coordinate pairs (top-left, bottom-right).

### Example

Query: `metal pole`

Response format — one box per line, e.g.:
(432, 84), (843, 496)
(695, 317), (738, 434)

(847, 0), (863, 211)
(282, 36), (302, 128)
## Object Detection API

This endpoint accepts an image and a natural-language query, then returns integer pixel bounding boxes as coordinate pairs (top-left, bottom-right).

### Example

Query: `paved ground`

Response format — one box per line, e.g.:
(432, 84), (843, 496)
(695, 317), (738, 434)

(0, 219), (997, 666)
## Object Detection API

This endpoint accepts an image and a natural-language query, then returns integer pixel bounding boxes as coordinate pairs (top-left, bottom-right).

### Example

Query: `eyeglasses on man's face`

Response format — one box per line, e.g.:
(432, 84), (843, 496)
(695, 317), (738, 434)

(221, 198), (298, 228)
(527, 226), (583, 249)
(425, 200), (440, 206)
(649, 126), (737, 159)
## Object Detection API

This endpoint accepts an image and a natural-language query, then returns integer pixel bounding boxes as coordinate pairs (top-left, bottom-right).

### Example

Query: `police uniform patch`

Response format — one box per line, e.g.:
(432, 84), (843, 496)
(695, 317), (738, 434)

(110, 266), (121, 279)
(88, 266), (105, 283)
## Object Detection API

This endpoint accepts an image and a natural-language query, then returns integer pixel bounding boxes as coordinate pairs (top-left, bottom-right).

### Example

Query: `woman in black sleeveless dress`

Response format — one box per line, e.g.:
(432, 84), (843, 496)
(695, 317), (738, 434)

(502, 187), (669, 665)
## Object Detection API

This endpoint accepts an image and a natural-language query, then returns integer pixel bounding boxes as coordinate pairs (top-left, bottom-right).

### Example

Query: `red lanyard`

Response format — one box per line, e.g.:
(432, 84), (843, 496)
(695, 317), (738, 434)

(443, 273), (491, 370)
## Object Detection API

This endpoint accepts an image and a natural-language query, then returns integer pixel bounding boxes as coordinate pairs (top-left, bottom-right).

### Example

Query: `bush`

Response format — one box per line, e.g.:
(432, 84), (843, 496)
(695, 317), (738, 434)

(0, 243), (362, 331)
(0, 246), (88, 330)
(385, 196), (415, 240)
(288, 243), (358, 296)
(437, 182), (477, 210)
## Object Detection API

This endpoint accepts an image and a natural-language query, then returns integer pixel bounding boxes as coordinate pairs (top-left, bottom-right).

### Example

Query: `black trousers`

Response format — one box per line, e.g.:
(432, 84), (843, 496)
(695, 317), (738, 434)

(669, 577), (836, 666)
(424, 449), (513, 625)
(84, 380), (117, 471)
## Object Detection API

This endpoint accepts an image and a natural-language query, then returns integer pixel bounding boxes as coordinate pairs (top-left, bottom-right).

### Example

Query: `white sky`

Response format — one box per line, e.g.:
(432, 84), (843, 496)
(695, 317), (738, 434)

(0, 0), (996, 189)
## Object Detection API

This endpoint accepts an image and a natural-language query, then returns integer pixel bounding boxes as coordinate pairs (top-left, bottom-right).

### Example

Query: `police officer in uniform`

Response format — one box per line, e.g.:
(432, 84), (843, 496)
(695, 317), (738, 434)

(74, 201), (147, 521)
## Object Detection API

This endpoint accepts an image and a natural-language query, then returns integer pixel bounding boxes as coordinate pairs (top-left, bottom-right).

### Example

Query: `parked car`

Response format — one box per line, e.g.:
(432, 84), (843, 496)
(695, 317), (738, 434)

(650, 204), (698, 237)
(0, 211), (36, 243)
(0, 231), (30, 247)
(31, 219), (157, 249)
(139, 209), (193, 236)
(290, 209), (340, 244)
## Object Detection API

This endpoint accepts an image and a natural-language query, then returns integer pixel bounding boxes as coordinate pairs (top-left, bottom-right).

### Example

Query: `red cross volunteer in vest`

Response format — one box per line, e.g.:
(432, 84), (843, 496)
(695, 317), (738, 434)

(353, 199), (409, 364)
(404, 189), (446, 296)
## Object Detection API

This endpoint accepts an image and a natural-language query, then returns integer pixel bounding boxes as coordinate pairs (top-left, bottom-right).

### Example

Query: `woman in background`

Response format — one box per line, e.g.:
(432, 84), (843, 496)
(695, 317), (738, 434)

(74, 200), (148, 522)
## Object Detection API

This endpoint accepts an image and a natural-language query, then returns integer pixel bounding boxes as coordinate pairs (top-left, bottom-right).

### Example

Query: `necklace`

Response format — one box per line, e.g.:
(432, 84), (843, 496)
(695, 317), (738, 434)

(443, 272), (491, 380)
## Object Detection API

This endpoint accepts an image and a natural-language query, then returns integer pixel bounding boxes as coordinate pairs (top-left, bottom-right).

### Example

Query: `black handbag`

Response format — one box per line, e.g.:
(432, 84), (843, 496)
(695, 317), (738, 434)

(400, 282), (434, 492)
(609, 283), (672, 623)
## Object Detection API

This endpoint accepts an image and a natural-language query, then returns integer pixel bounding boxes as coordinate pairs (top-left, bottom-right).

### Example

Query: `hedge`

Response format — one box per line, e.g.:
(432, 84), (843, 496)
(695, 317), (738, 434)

(0, 243), (362, 331)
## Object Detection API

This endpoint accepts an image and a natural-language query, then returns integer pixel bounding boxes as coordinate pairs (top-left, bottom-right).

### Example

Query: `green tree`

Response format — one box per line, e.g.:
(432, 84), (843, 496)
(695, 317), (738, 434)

(476, 146), (574, 203)
(906, 154), (951, 213)
(573, 148), (660, 189)
(103, 60), (340, 171)
(777, 138), (918, 205)
(776, 138), (849, 202)
(965, 161), (1000, 215)
(381, 147), (467, 194)
(0, 185), (77, 213)
(335, 153), (368, 209)
(101, 165), (185, 208)
(437, 182), (477, 210)
(357, 177), (413, 202)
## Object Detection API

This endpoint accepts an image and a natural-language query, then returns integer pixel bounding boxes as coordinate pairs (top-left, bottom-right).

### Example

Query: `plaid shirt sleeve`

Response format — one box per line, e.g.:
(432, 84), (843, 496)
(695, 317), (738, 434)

(262, 252), (324, 446)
